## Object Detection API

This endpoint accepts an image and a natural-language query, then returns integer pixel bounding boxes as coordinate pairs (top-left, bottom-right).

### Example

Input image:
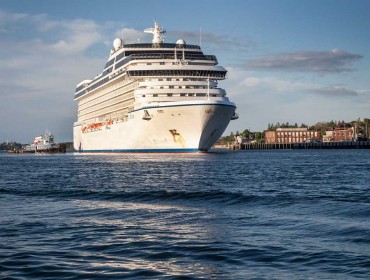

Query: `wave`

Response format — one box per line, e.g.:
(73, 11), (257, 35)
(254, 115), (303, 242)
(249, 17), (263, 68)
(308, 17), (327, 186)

(0, 186), (257, 205)
(2, 186), (368, 208)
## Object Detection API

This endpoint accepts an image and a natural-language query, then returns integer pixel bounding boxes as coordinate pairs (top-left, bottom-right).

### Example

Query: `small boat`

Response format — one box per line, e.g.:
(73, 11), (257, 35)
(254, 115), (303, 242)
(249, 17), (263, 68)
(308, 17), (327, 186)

(13, 131), (66, 154)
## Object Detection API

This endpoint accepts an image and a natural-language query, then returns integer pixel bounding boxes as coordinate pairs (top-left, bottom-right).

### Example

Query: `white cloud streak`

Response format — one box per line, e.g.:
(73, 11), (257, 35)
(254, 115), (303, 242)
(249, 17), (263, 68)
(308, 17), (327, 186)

(245, 49), (363, 73)
(308, 86), (358, 97)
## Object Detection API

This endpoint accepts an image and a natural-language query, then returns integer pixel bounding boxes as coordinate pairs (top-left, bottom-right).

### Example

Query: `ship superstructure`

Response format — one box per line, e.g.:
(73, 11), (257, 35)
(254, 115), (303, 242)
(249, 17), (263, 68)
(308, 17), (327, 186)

(73, 20), (237, 152)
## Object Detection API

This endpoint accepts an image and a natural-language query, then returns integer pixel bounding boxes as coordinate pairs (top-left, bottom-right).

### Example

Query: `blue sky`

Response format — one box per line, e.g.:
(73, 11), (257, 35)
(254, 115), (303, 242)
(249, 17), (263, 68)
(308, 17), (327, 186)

(1, 0), (370, 142)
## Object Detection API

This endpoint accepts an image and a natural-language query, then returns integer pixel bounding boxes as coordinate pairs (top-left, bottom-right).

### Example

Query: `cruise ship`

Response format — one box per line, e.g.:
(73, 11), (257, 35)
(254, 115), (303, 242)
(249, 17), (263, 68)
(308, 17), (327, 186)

(73, 21), (237, 152)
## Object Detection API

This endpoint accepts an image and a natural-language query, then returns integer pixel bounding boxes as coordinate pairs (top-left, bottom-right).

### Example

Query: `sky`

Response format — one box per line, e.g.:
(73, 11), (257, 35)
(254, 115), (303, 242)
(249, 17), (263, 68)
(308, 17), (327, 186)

(1, 0), (370, 143)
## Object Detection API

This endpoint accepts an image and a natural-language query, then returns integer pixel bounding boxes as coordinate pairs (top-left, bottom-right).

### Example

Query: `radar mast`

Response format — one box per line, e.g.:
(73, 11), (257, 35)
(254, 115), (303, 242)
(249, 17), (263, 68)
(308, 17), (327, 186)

(144, 20), (166, 44)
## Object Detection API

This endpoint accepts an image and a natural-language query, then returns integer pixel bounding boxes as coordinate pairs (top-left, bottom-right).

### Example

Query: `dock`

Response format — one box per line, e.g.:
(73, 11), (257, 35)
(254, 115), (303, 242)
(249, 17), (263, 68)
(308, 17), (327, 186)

(228, 141), (370, 150)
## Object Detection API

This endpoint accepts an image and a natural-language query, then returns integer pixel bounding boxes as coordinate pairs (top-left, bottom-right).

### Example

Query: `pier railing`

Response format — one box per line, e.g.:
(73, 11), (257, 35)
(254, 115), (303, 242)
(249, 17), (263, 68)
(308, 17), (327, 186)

(228, 141), (370, 150)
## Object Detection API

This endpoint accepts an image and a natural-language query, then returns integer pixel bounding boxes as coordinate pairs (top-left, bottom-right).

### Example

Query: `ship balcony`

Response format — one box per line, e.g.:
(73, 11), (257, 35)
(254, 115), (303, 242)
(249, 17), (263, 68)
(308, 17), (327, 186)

(135, 95), (226, 103)
(134, 96), (233, 111)
(127, 64), (225, 72)
(137, 80), (218, 88)
(127, 69), (227, 80)
(135, 88), (226, 96)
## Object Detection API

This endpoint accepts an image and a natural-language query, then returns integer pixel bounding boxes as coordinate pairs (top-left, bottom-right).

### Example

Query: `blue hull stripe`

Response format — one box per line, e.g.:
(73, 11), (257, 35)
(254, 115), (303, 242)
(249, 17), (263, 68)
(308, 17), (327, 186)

(78, 148), (203, 153)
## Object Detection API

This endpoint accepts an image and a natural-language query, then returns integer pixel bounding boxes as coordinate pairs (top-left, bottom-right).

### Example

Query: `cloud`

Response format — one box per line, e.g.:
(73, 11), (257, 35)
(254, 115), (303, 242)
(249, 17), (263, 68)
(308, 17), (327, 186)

(114, 28), (149, 44)
(309, 86), (358, 97)
(225, 68), (366, 101)
(167, 30), (254, 50)
(0, 9), (27, 23)
(225, 68), (310, 97)
(49, 20), (102, 54)
(0, 10), (112, 142)
(222, 69), (370, 134)
(244, 49), (363, 73)
(0, 14), (104, 55)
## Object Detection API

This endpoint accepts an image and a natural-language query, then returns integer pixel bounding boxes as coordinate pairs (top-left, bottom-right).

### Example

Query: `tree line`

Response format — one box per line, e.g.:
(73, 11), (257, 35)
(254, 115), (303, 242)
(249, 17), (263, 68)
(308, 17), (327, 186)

(0, 142), (23, 151)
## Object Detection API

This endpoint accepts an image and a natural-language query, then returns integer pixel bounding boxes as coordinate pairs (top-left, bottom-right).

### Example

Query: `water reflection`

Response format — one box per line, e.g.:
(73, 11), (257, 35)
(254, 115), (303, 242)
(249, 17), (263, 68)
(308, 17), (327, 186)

(71, 199), (228, 278)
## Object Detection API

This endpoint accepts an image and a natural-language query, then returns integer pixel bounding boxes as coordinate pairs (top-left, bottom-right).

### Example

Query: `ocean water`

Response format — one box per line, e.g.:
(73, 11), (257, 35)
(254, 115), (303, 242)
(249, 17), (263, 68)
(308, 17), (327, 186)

(0, 150), (369, 279)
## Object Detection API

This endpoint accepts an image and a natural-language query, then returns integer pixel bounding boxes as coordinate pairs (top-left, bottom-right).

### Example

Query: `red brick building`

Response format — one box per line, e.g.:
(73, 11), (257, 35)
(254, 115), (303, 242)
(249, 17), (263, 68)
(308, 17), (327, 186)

(332, 123), (353, 141)
(264, 128), (320, 144)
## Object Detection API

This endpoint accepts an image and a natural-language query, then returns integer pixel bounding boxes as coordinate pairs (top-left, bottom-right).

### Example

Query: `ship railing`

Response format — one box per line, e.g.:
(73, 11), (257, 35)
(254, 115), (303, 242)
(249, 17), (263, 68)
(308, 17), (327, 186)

(127, 69), (226, 79)
(123, 43), (201, 50)
(130, 53), (217, 63)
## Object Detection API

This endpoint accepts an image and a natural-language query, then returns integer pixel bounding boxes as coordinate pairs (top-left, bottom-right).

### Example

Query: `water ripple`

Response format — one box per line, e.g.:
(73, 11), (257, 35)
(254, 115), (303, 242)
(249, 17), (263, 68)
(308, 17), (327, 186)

(1, 150), (370, 279)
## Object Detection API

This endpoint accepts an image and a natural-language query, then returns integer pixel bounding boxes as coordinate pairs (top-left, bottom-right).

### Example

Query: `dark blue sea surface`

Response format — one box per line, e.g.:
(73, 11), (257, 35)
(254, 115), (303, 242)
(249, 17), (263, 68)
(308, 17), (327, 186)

(0, 150), (369, 279)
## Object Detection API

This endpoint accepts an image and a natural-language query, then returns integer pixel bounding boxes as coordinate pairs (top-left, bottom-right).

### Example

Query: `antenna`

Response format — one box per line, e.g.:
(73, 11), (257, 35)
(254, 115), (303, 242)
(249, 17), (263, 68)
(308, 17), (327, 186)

(200, 27), (202, 47)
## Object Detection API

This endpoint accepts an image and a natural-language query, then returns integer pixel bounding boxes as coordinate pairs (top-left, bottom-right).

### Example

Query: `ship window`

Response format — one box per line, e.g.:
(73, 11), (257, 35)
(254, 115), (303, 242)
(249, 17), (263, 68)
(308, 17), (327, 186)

(142, 95), (145, 97)
(196, 93), (206, 97)
(153, 94), (158, 97)
(167, 78), (171, 81)
(104, 58), (115, 69)
(180, 93), (186, 97)
(115, 52), (125, 61)
(212, 94), (217, 97)
(160, 86), (164, 89)
(115, 57), (130, 68)
(160, 62), (165, 65)
(169, 86), (174, 89)
(159, 78), (163, 81)
(188, 93), (193, 96)
(147, 63), (152, 65)
(167, 93), (173, 97)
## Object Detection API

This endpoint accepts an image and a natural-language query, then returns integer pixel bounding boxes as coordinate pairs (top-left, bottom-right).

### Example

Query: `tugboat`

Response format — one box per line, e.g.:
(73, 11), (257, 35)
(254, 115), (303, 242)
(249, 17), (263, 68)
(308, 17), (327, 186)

(15, 131), (66, 153)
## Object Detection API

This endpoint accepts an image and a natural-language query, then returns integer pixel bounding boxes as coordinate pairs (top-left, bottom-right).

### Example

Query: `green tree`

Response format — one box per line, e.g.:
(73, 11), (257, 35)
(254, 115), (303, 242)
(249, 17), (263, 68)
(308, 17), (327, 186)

(240, 129), (250, 138)
(255, 132), (262, 142)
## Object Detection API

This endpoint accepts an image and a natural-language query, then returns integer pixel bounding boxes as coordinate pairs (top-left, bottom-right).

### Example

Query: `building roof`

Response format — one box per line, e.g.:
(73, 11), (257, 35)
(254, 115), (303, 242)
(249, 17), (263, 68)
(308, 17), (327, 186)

(334, 122), (352, 130)
(276, 128), (308, 132)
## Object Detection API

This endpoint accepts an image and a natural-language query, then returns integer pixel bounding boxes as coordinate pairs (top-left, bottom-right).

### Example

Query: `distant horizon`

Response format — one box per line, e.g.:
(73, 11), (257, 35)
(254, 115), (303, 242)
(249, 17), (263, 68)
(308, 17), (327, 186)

(1, 0), (370, 143)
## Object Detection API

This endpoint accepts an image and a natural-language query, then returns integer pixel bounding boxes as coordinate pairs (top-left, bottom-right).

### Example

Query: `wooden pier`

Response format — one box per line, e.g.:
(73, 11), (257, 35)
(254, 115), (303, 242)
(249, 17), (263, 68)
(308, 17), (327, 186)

(228, 141), (370, 150)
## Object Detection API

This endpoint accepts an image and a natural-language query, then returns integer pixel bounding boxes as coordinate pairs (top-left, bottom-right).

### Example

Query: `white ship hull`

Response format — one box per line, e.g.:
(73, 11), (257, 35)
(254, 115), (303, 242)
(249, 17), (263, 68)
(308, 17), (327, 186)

(74, 100), (235, 152)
